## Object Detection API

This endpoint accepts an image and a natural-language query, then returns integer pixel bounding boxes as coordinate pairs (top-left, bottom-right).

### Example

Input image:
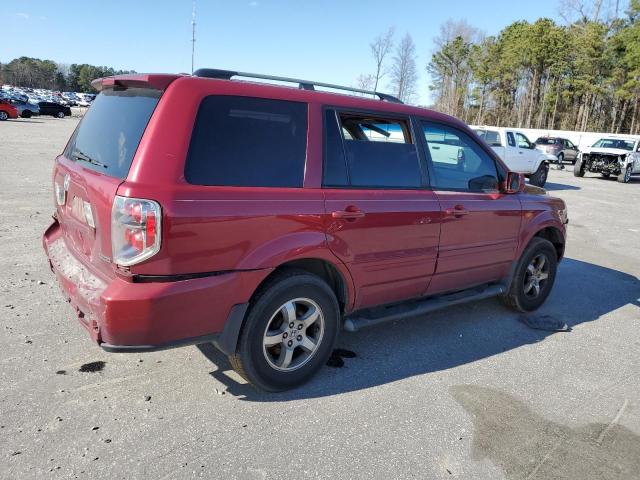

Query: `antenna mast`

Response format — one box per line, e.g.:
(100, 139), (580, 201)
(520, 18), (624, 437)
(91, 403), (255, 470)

(191, 1), (196, 74)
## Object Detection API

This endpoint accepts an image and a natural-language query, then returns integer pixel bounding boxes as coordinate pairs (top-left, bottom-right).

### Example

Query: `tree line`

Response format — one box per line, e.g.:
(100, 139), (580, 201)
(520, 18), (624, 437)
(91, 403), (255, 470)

(359, 0), (640, 134)
(0, 57), (135, 93)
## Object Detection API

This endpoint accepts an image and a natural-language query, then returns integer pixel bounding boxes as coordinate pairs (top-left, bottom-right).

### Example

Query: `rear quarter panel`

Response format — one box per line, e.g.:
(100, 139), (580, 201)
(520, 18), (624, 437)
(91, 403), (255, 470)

(118, 78), (356, 303)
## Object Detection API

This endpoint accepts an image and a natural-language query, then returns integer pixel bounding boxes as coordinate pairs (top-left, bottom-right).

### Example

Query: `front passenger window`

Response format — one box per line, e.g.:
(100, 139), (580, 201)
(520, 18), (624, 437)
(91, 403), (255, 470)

(422, 122), (499, 192)
(516, 133), (532, 149)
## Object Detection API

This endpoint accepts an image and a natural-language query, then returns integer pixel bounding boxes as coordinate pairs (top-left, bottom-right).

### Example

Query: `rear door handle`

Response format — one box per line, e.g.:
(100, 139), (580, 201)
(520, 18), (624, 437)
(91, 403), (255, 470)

(332, 208), (365, 220)
(444, 205), (470, 218)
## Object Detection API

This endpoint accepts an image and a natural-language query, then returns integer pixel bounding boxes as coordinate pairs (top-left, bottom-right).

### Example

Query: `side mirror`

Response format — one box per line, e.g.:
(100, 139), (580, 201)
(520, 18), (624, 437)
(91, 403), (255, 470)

(503, 171), (525, 194)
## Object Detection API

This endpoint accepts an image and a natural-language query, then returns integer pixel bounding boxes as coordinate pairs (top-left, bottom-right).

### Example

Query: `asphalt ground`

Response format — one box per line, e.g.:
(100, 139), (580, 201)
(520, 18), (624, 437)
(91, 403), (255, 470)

(1, 116), (639, 479)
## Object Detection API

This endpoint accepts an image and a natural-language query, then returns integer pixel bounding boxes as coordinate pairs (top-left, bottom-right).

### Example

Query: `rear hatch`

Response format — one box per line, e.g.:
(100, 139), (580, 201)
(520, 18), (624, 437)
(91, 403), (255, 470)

(53, 87), (162, 278)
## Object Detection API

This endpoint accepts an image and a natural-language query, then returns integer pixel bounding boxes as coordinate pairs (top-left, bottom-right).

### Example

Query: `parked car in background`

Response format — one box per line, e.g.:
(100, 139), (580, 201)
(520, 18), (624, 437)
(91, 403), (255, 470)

(76, 97), (91, 107)
(472, 127), (552, 186)
(62, 92), (79, 106)
(0, 99), (19, 120)
(38, 102), (71, 118)
(535, 137), (579, 164)
(574, 137), (640, 183)
(10, 98), (40, 118)
(43, 70), (568, 391)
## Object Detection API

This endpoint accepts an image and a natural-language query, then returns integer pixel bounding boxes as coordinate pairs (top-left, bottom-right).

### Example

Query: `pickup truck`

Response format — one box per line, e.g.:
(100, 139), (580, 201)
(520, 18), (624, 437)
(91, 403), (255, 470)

(472, 127), (551, 187)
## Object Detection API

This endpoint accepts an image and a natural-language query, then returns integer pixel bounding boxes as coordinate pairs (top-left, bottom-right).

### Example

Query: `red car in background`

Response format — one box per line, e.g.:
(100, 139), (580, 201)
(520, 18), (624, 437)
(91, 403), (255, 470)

(0, 99), (19, 120)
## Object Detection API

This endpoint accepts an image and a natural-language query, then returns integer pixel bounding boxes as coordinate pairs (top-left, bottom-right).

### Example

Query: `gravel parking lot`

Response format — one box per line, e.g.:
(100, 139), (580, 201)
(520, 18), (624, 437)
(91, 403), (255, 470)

(1, 116), (639, 480)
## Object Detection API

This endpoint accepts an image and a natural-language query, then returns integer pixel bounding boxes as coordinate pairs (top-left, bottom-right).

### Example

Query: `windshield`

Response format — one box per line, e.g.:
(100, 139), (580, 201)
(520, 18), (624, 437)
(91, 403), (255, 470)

(591, 138), (634, 151)
(536, 137), (560, 145)
(64, 88), (160, 179)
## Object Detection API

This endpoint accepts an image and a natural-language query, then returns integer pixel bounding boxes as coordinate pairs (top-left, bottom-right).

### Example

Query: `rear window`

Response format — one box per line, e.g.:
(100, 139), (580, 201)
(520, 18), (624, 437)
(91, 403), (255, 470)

(185, 96), (308, 187)
(64, 88), (161, 179)
(473, 129), (502, 147)
(536, 137), (559, 145)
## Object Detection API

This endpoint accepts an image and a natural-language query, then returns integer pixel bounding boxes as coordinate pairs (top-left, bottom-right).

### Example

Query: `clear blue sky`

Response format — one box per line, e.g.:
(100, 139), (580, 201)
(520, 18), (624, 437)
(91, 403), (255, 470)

(1, 0), (561, 103)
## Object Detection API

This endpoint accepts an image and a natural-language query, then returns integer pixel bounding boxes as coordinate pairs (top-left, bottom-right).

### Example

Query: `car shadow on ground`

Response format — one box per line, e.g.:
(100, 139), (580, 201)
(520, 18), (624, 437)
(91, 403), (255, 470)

(578, 173), (640, 184)
(13, 119), (45, 124)
(197, 258), (639, 401)
(594, 176), (640, 184)
(543, 181), (581, 191)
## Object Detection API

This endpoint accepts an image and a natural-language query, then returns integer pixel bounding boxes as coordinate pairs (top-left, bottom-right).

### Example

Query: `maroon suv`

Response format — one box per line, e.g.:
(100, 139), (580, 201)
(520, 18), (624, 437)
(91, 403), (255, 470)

(43, 70), (568, 391)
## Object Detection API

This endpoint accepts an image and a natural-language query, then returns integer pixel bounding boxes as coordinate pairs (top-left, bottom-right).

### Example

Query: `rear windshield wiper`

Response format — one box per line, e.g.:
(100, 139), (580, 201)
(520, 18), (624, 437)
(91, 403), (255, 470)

(71, 150), (107, 169)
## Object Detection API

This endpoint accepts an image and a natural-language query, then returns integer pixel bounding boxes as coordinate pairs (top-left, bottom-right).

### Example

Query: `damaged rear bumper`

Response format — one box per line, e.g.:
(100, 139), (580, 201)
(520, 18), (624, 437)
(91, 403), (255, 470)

(42, 218), (270, 351)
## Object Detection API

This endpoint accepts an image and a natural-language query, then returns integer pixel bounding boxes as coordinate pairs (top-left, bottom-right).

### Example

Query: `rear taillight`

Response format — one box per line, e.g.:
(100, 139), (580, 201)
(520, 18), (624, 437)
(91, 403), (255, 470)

(111, 196), (161, 266)
(54, 181), (66, 205)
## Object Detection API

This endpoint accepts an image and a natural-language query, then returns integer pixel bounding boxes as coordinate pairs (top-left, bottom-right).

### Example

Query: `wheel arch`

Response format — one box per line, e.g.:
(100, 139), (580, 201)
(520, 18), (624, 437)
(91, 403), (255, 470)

(257, 257), (352, 315)
(215, 256), (354, 357)
(532, 226), (565, 261)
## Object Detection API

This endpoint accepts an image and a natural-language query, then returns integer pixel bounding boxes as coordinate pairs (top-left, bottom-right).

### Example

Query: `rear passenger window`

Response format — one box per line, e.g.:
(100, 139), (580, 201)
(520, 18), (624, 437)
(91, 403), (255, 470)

(325, 112), (421, 188)
(422, 122), (498, 192)
(185, 96), (307, 187)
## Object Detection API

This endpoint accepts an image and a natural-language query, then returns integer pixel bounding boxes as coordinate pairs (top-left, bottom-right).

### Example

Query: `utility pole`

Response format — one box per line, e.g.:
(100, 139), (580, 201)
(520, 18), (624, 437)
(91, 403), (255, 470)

(191, 1), (196, 74)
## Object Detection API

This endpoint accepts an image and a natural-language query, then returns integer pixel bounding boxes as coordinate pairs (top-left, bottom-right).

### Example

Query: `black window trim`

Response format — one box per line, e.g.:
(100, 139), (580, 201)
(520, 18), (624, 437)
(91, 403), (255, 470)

(417, 118), (504, 193)
(320, 105), (429, 190)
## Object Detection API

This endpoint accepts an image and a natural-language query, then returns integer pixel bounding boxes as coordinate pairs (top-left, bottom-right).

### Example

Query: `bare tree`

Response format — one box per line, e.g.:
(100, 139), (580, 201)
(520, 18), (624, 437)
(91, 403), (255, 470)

(354, 74), (375, 92)
(557, 0), (621, 23)
(370, 27), (395, 92)
(434, 19), (483, 48)
(389, 33), (418, 103)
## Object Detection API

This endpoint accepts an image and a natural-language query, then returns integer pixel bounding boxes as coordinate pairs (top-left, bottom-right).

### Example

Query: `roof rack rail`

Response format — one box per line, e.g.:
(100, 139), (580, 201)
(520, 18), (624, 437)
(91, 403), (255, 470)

(192, 68), (404, 104)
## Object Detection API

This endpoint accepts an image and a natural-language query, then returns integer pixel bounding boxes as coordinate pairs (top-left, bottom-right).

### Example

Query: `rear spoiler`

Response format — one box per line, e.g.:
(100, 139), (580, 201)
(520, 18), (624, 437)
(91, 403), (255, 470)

(91, 74), (181, 92)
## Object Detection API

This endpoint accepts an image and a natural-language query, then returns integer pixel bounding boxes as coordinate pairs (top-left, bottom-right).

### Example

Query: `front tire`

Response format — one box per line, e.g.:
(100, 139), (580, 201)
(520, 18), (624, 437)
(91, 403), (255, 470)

(618, 165), (632, 183)
(229, 270), (340, 391)
(501, 237), (558, 313)
(0, 111), (8, 121)
(530, 163), (549, 187)
(22, 110), (32, 119)
(56, 111), (65, 118)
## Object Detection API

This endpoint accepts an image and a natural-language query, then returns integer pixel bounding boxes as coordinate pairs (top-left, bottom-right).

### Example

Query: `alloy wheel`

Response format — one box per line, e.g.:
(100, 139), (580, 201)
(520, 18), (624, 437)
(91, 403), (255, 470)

(523, 253), (550, 298)
(262, 298), (325, 372)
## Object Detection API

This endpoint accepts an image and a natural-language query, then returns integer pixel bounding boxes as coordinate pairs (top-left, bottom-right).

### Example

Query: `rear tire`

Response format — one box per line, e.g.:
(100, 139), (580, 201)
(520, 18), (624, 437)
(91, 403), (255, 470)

(618, 165), (632, 183)
(56, 111), (65, 119)
(229, 270), (340, 391)
(601, 172), (610, 178)
(529, 163), (549, 187)
(573, 157), (585, 177)
(501, 237), (558, 313)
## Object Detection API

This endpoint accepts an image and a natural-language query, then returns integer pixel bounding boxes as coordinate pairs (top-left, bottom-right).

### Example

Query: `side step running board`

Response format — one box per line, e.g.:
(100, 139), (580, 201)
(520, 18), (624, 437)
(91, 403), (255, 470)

(343, 284), (506, 332)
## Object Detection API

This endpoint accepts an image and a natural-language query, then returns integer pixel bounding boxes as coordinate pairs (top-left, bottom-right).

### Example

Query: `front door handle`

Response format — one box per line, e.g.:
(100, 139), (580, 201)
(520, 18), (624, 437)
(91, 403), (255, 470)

(444, 205), (470, 218)
(332, 207), (365, 220)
